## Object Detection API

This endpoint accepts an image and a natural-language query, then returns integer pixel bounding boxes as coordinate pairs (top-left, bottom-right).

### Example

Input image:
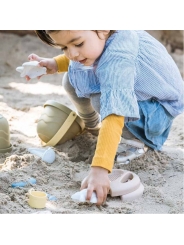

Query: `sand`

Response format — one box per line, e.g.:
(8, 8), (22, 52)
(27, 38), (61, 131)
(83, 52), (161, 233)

(0, 31), (183, 214)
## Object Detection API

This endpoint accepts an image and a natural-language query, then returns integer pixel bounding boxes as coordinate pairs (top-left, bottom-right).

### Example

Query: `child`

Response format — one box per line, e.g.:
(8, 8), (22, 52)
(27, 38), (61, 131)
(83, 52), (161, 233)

(26, 30), (184, 205)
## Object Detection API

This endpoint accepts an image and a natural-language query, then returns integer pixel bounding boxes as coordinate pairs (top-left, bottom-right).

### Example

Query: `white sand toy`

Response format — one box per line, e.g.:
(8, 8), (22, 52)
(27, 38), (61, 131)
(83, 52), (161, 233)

(71, 169), (144, 203)
(71, 189), (98, 203)
(28, 147), (55, 164)
(16, 61), (47, 79)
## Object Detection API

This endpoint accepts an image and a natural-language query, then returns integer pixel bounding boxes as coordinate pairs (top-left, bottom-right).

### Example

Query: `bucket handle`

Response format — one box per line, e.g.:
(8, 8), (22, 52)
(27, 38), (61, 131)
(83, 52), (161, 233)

(42, 111), (77, 147)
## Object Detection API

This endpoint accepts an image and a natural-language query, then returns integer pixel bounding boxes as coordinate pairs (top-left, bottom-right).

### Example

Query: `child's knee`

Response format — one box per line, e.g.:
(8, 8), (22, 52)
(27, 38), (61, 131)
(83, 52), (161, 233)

(148, 127), (164, 136)
(148, 116), (173, 136)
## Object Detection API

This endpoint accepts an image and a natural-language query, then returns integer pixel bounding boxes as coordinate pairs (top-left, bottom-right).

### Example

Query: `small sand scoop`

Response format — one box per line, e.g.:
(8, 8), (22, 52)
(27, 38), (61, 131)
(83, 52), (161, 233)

(28, 147), (55, 164)
(71, 169), (144, 203)
(16, 61), (47, 79)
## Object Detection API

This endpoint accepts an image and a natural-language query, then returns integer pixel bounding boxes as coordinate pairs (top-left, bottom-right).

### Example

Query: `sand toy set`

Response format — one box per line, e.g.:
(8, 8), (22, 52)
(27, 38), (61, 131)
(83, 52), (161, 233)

(36, 101), (144, 202)
(14, 62), (144, 206)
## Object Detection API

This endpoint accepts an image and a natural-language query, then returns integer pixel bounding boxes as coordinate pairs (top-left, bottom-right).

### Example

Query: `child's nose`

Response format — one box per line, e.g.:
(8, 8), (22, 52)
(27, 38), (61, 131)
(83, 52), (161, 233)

(68, 49), (79, 60)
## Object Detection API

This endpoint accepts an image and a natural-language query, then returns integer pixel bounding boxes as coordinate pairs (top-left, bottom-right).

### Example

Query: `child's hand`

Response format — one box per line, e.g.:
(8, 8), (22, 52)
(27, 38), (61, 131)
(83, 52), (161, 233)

(80, 166), (110, 205)
(26, 53), (58, 81)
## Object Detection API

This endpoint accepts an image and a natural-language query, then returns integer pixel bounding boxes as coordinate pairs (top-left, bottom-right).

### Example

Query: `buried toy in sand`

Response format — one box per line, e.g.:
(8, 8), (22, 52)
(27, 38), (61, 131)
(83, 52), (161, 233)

(27, 147), (56, 164)
(71, 169), (144, 203)
(0, 114), (12, 153)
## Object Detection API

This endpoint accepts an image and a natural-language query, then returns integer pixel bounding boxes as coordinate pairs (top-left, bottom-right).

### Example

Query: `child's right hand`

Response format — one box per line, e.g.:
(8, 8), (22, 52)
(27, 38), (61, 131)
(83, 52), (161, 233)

(26, 53), (58, 81)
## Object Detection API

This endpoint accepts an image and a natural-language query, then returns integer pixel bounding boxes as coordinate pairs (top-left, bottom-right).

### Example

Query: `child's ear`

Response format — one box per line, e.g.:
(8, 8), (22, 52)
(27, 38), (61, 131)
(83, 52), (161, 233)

(98, 30), (110, 39)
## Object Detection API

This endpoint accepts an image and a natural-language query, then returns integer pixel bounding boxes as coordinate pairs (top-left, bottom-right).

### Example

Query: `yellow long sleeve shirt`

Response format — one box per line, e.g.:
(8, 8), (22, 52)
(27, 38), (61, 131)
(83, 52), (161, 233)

(91, 114), (124, 172)
(54, 54), (69, 72)
(54, 54), (125, 172)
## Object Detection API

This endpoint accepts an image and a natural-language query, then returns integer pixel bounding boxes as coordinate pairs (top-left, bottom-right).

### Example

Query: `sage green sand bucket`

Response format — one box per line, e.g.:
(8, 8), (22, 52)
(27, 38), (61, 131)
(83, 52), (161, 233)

(37, 100), (85, 146)
(0, 114), (12, 153)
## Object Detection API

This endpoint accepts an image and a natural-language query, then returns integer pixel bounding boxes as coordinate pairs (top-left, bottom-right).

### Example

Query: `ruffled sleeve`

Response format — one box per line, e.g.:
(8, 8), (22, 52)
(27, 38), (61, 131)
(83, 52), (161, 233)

(96, 31), (140, 120)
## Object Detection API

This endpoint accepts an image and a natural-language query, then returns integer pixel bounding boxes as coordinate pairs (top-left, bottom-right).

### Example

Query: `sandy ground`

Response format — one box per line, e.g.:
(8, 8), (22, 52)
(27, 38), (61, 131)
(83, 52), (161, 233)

(0, 32), (183, 214)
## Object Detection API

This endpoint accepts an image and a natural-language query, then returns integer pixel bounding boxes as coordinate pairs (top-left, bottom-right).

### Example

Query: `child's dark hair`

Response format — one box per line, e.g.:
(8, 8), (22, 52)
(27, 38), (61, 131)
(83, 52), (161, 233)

(35, 30), (116, 48)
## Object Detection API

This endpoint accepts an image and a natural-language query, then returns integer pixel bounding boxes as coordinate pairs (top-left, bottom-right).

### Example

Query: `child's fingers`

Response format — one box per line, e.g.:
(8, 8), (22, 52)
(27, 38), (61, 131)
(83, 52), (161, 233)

(28, 53), (42, 62)
(38, 61), (53, 74)
(25, 75), (31, 81)
(26, 75), (43, 81)
(86, 187), (94, 202)
(95, 188), (104, 205)
(37, 75), (44, 79)
(38, 60), (49, 67)
(102, 188), (108, 203)
(80, 177), (88, 190)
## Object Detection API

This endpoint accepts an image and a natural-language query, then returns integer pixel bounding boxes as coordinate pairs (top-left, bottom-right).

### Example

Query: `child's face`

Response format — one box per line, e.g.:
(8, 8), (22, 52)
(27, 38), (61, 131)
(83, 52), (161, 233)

(49, 31), (110, 66)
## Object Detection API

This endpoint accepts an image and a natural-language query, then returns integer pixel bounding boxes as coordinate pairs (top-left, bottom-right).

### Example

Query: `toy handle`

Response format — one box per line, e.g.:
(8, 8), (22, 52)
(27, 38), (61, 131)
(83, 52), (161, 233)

(109, 171), (141, 196)
(25, 188), (35, 197)
(42, 111), (77, 147)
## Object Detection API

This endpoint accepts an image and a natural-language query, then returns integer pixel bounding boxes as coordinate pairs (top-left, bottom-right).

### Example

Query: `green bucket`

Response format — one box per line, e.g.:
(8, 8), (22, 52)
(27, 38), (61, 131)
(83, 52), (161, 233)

(37, 100), (85, 146)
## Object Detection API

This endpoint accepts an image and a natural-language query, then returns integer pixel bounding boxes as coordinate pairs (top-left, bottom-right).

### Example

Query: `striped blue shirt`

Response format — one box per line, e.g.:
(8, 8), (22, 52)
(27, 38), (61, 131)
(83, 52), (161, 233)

(68, 30), (184, 121)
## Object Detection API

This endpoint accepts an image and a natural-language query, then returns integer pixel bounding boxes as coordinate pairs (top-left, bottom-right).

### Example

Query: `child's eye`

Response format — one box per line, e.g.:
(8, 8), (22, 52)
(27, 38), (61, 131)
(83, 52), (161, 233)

(75, 42), (83, 47)
(61, 47), (67, 51)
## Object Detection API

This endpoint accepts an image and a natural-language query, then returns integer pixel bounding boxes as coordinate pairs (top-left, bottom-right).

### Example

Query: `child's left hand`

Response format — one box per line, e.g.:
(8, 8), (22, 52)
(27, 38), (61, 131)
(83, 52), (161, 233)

(80, 166), (110, 205)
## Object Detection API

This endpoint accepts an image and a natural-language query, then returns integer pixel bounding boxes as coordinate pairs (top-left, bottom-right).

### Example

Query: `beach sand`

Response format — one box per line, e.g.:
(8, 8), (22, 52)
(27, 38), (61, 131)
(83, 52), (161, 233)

(0, 31), (183, 214)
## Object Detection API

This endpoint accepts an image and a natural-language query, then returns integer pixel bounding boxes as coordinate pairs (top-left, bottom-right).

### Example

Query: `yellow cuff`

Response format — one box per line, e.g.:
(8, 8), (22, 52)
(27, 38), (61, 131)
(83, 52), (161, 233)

(54, 54), (69, 73)
(91, 114), (124, 172)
